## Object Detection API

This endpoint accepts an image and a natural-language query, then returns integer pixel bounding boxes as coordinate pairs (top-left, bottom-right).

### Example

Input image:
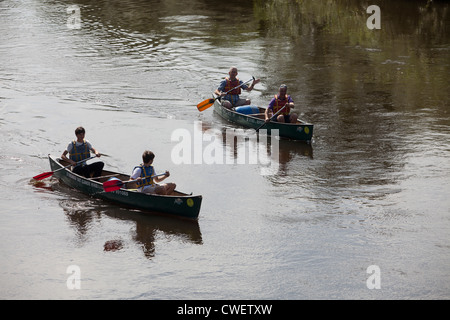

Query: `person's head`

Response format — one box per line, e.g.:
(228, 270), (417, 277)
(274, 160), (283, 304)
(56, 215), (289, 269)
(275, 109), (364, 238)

(142, 150), (155, 164)
(228, 66), (238, 79)
(279, 84), (288, 97)
(75, 126), (86, 139)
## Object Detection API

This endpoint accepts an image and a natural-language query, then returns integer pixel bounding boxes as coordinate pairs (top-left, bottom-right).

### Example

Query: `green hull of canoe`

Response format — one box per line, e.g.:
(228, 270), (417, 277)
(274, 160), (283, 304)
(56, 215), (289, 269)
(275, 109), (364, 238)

(48, 155), (202, 220)
(213, 99), (313, 142)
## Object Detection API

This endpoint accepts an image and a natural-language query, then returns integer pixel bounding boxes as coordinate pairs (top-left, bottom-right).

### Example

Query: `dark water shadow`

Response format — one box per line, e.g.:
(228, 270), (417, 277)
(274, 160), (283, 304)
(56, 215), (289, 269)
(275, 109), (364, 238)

(32, 179), (202, 259)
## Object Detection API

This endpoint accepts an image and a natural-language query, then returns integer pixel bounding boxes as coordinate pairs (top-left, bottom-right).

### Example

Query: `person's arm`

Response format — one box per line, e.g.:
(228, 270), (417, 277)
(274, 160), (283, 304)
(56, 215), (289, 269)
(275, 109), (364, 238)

(154, 171), (170, 183)
(214, 80), (227, 96)
(287, 96), (294, 109)
(87, 141), (101, 157)
(61, 150), (77, 165)
(129, 167), (142, 182)
(61, 144), (77, 165)
(265, 99), (275, 122)
(214, 89), (227, 97)
(244, 78), (260, 92)
(91, 148), (101, 157)
(264, 108), (271, 122)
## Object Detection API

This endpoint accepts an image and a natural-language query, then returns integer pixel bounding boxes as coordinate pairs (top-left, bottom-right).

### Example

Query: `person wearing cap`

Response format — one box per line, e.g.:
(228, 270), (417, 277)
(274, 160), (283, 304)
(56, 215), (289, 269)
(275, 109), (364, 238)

(264, 85), (298, 123)
(214, 66), (260, 109)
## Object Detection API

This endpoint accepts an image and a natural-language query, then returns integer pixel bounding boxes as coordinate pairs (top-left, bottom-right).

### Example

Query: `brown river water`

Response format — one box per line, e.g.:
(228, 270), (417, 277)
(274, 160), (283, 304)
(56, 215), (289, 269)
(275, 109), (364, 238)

(0, 0), (449, 299)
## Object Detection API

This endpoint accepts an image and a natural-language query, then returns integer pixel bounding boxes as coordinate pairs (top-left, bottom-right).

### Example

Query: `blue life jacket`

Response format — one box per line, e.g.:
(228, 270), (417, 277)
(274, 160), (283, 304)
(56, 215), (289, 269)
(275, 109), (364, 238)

(135, 164), (154, 188)
(69, 140), (91, 162)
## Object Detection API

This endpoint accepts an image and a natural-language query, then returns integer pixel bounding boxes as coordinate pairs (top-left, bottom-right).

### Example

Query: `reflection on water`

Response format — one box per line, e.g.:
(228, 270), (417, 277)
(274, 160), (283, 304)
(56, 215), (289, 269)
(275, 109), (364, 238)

(254, 0), (449, 113)
(32, 180), (202, 259)
(250, 0), (449, 211)
(178, 117), (313, 178)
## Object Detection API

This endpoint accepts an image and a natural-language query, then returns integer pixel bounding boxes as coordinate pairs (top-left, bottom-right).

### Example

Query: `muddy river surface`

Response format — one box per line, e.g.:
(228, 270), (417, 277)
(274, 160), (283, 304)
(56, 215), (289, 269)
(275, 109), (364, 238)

(0, 0), (449, 299)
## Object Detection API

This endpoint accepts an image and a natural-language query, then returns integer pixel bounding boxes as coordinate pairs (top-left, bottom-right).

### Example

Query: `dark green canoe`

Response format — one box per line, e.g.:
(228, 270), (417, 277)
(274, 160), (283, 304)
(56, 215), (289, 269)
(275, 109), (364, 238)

(213, 99), (313, 142)
(48, 155), (202, 220)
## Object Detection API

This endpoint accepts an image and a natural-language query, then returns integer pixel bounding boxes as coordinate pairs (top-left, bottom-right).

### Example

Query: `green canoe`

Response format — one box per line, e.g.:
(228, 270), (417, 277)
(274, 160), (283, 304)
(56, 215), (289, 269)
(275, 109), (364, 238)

(48, 155), (202, 220)
(213, 98), (313, 142)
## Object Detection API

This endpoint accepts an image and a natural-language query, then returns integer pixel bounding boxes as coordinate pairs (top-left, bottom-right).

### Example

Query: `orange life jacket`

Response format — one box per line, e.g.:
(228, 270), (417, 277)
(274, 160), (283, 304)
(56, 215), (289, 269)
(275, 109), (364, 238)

(224, 77), (241, 95)
(272, 95), (291, 115)
(69, 139), (91, 162)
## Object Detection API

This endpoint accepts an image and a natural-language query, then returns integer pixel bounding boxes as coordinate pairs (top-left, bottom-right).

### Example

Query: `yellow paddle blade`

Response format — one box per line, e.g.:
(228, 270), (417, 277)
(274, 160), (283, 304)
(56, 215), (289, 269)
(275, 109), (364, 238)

(197, 98), (214, 112)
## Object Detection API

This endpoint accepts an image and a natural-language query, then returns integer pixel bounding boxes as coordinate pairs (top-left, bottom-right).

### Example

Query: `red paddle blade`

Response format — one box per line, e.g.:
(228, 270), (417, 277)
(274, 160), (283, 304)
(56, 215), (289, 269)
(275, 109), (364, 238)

(33, 171), (54, 181)
(103, 179), (124, 192)
(197, 99), (214, 112)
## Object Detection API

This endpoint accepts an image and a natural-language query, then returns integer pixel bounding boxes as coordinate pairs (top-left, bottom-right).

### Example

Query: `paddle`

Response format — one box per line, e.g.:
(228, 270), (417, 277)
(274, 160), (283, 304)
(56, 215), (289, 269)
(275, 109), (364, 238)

(102, 174), (167, 192)
(255, 103), (290, 132)
(33, 156), (97, 180)
(197, 77), (255, 112)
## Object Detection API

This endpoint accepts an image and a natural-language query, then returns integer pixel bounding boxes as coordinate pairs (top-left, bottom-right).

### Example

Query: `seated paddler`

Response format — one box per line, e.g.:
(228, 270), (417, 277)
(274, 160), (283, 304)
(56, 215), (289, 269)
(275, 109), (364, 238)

(61, 126), (104, 178)
(264, 84), (298, 124)
(130, 150), (176, 195)
(214, 66), (260, 110)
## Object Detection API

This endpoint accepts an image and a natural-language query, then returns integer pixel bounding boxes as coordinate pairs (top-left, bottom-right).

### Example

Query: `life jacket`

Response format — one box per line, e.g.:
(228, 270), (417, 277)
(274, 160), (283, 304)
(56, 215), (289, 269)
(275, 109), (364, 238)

(135, 164), (154, 188)
(69, 139), (91, 162)
(272, 95), (291, 115)
(224, 77), (241, 95)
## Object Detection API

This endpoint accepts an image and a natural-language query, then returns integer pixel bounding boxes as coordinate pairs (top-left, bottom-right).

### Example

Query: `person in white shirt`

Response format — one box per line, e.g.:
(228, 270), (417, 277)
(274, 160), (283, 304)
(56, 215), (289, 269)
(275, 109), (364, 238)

(130, 150), (175, 195)
(61, 126), (104, 178)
